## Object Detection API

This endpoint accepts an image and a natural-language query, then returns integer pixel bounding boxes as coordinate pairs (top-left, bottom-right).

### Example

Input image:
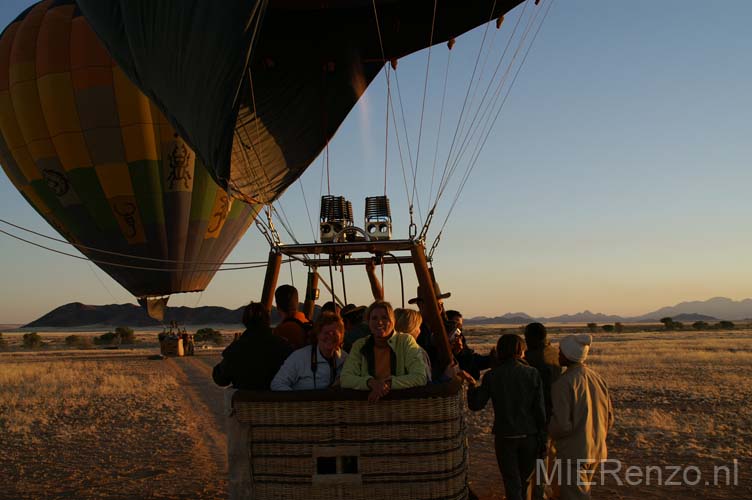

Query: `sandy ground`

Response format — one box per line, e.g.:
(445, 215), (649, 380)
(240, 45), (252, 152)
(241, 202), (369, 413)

(1, 330), (751, 499)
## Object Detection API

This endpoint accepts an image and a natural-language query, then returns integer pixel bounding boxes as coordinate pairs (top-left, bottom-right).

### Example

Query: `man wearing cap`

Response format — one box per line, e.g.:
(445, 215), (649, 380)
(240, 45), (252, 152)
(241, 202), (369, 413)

(408, 283), (451, 379)
(342, 303), (369, 352)
(549, 334), (614, 500)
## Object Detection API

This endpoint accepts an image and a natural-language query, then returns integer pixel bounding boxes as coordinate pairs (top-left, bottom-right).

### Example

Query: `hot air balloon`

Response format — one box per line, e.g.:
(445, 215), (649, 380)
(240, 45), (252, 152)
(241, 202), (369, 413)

(75, 0), (524, 205)
(0, 1), (261, 300)
(26, 2), (544, 498)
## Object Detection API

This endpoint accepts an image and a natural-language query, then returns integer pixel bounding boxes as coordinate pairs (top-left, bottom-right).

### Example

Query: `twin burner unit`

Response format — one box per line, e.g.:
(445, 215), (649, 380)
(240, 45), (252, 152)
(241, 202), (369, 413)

(319, 195), (392, 243)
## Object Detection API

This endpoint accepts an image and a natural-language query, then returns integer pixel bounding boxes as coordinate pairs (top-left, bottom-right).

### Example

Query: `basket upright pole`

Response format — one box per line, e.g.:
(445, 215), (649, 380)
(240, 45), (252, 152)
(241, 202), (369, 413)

(303, 268), (319, 320)
(411, 242), (452, 374)
(260, 249), (282, 315)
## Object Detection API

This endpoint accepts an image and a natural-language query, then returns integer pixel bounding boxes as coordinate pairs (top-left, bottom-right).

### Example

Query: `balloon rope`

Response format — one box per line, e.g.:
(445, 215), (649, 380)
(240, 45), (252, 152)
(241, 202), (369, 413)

(371, 0), (389, 196)
(299, 179), (317, 243)
(428, 48), (453, 210)
(389, 78), (412, 211)
(431, 0), (554, 249)
(392, 73), (422, 222)
(86, 260), (117, 302)
(429, 0), (497, 212)
(383, 66), (390, 196)
(0, 227), (278, 272)
(0, 218), (267, 266)
(411, 0), (438, 217)
(437, 0), (533, 206)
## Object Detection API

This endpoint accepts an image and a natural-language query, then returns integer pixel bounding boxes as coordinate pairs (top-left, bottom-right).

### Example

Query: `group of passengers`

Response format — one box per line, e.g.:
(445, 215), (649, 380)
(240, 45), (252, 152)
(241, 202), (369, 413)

(212, 279), (613, 500)
(212, 280), (469, 402)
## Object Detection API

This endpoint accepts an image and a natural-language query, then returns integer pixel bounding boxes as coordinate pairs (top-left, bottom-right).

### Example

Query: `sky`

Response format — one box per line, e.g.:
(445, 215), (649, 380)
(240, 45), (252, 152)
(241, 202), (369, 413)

(2, 0), (752, 325)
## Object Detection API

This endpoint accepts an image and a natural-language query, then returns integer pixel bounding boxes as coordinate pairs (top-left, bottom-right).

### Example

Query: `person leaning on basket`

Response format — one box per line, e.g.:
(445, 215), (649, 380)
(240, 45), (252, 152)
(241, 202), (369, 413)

(270, 312), (348, 391)
(340, 300), (428, 402)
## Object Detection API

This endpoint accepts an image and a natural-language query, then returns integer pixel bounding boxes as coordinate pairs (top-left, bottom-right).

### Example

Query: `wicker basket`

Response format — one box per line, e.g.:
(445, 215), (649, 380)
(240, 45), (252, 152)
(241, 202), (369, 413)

(232, 380), (468, 500)
(159, 338), (183, 356)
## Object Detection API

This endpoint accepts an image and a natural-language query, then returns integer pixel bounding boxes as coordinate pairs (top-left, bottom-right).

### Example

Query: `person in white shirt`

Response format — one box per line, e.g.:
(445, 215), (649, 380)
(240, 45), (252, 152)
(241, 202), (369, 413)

(271, 312), (347, 391)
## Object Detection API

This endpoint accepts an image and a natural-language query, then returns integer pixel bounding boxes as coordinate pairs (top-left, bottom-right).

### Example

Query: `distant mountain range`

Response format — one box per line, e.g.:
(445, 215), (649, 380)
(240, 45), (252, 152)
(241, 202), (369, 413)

(467, 297), (752, 324)
(22, 302), (314, 329)
(15, 296), (752, 328)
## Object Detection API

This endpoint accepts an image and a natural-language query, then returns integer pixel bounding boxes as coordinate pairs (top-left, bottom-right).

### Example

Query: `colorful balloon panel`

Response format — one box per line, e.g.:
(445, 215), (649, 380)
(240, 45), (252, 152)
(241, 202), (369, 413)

(75, 0), (524, 205)
(0, 0), (261, 297)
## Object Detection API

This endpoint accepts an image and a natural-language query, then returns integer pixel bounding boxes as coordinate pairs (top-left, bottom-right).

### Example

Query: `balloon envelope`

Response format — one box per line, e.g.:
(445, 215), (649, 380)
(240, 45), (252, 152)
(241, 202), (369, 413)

(75, 0), (524, 205)
(0, 1), (261, 298)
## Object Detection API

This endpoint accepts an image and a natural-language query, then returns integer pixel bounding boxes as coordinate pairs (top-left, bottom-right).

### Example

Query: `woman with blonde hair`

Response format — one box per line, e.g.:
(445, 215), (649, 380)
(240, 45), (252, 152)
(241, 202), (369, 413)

(395, 308), (432, 382)
(341, 300), (428, 401)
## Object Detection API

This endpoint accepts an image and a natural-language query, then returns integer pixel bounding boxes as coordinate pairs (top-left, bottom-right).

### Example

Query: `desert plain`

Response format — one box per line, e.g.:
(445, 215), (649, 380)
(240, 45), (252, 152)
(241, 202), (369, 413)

(1, 326), (751, 499)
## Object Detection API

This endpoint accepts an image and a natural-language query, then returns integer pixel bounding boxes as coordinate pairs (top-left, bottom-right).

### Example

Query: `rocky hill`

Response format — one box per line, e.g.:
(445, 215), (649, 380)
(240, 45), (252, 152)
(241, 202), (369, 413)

(25, 302), (246, 328)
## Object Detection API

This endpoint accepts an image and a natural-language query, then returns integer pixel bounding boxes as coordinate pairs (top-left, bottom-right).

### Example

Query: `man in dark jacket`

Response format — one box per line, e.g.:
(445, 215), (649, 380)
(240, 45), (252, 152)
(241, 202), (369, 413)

(213, 302), (292, 390)
(524, 322), (562, 421)
(523, 322), (562, 500)
(467, 334), (546, 500)
(447, 310), (493, 381)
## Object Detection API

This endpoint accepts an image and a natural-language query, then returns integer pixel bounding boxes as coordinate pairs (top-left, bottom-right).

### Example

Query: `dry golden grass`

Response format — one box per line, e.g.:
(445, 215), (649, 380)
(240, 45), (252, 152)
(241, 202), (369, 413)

(2, 329), (751, 499)
(0, 352), (226, 499)
(0, 360), (179, 435)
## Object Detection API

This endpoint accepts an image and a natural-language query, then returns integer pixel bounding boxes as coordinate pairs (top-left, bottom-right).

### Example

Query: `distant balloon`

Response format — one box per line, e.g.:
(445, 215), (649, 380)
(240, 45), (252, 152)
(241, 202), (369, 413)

(0, 1), (261, 298)
(75, 0), (524, 205)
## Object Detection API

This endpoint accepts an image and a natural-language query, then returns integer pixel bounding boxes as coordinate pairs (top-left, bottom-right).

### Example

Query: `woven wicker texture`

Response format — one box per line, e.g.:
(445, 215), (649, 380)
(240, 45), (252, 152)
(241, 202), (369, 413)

(233, 385), (468, 500)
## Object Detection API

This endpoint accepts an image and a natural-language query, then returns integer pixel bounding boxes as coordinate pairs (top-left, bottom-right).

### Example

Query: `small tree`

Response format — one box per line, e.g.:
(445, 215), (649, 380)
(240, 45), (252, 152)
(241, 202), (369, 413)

(718, 320), (735, 330)
(0, 333), (7, 350)
(22, 332), (43, 349)
(195, 328), (223, 345)
(660, 317), (674, 330)
(115, 327), (136, 344)
(586, 323), (598, 333)
(673, 321), (684, 330)
(692, 321), (709, 330)
(614, 322), (624, 333)
(94, 331), (120, 345)
(601, 324), (614, 333)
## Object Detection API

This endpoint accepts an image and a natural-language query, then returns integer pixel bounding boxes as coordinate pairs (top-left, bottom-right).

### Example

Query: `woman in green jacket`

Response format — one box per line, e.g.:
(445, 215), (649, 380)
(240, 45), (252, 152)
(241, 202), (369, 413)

(341, 300), (428, 401)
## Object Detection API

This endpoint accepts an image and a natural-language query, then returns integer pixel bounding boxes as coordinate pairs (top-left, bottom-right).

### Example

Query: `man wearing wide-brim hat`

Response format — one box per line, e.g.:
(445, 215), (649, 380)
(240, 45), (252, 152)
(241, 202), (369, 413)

(548, 334), (614, 500)
(406, 281), (452, 378)
(407, 282), (451, 307)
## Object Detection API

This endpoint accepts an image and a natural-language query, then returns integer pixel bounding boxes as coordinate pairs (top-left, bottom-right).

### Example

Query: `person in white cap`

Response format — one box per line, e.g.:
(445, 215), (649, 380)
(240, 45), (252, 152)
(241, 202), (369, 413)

(548, 334), (614, 500)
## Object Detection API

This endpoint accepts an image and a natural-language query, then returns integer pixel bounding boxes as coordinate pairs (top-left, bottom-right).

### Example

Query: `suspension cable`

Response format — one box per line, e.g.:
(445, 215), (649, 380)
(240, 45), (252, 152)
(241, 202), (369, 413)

(431, 1), (498, 208)
(411, 0), (439, 213)
(440, 0), (534, 199)
(0, 218), (269, 266)
(391, 72), (423, 229)
(271, 204), (299, 244)
(371, 0), (390, 196)
(423, 0), (535, 240)
(0, 227), (281, 272)
(86, 260), (117, 301)
(383, 65), (391, 195)
(430, 0), (555, 251)
(428, 46), (453, 213)
(298, 179), (317, 243)
(316, 271), (344, 307)
(433, 0), (524, 207)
